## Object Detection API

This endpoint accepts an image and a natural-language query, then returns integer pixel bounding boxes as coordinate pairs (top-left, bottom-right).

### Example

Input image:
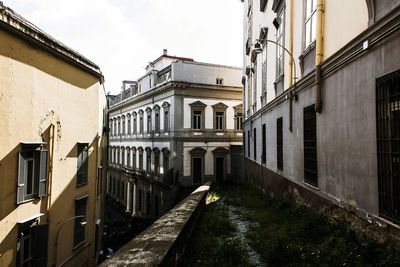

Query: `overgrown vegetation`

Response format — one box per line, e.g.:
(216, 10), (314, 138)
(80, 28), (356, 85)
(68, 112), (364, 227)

(186, 193), (254, 267)
(187, 184), (400, 266)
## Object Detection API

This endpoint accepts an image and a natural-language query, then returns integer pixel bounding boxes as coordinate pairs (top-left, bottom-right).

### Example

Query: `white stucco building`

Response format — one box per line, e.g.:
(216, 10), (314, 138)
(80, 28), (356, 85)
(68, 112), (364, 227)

(107, 50), (243, 219)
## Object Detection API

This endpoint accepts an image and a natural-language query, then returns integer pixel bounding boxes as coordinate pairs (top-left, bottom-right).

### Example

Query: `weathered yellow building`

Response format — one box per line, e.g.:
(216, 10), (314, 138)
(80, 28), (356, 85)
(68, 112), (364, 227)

(0, 3), (106, 267)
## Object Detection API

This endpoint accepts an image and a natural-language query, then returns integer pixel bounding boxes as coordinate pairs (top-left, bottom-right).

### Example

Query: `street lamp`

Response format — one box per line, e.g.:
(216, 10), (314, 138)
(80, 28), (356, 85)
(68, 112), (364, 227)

(251, 38), (298, 132)
(53, 215), (86, 267)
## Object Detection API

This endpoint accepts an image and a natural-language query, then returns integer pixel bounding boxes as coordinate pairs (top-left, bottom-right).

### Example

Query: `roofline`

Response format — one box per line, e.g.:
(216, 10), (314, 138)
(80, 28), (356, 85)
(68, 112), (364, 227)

(145, 54), (194, 69)
(0, 3), (104, 83)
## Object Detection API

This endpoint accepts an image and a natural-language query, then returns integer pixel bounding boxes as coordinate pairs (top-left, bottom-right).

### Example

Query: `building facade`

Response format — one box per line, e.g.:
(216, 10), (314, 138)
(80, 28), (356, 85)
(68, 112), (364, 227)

(108, 50), (243, 220)
(0, 4), (106, 266)
(243, 0), (400, 228)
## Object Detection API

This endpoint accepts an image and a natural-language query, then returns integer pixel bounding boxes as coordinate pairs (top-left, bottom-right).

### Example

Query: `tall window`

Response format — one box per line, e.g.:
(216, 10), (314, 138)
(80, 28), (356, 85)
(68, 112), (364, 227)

(154, 149), (160, 175)
(213, 102), (228, 131)
(146, 108), (152, 133)
(304, 105), (318, 187)
(154, 105), (160, 132)
(304, 0), (317, 49)
(132, 147), (137, 169)
(234, 104), (243, 131)
(127, 147), (131, 168)
(77, 143), (88, 186)
(139, 110), (144, 133)
(163, 154), (169, 173)
(193, 111), (202, 130)
(262, 124), (266, 164)
(162, 102), (170, 131)
(127, 114), (131, 134)
(146, 149), (151, 173)
(121, 147), (125, 166)
(253, 128), (257, 160)
(276, 9), (285, 78)
(109, 119), (113, 136)
(17, 222), (49, 267)
(247, 130), (251, 157)
(113, 119), (116, 136)
(117, 117), (121, 136)
(133, 112), (137, 133)
(277, 117), (283, 171)
(190, 101), (206, 130)
(139, 148), (143, 170)
(74, 197), (87, 247)
(17, 146), (48, 204)
(122, 115), (126, 135)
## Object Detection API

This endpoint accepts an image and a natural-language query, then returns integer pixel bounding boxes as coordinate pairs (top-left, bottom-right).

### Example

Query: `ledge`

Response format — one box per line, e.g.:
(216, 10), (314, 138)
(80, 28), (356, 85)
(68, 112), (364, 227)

(100, 182), (211, 266)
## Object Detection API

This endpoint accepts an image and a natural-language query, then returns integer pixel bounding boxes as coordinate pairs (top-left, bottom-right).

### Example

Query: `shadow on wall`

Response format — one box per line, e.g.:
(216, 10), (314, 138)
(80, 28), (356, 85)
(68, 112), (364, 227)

(0, 29), (99, 89)
(0, 224), (17, 267)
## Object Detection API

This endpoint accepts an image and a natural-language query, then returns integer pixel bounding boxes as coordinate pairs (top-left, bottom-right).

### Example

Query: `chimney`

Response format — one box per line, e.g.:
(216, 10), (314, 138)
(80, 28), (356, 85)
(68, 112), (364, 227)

(163, 49), (168, 56)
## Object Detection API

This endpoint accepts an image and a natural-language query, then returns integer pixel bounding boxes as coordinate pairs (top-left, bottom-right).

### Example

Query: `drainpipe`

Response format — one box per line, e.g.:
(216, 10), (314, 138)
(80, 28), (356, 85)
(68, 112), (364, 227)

(315, 0), (324, 113)
(288, 0), (294, 132)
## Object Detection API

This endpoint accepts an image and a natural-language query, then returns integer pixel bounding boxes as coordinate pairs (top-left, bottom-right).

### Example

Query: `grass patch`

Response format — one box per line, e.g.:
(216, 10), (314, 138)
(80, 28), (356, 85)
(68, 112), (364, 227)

(186, 190), (254, 267)
(222, 183), (400, 266)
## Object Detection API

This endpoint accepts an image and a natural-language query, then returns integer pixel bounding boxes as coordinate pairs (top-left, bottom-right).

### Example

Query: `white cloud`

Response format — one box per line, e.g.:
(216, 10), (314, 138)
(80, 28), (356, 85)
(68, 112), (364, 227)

(3, 0), (243, 94)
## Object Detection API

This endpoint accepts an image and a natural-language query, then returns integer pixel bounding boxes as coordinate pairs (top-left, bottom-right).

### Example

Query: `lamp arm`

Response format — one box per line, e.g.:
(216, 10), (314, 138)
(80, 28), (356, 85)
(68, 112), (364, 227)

(256, 38), (297, 84)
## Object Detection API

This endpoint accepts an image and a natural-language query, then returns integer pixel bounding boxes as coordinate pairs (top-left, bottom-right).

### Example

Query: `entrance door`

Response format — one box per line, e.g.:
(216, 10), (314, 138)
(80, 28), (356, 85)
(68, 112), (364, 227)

(193, 158), (202, 184)
(216, 157), (224, 183)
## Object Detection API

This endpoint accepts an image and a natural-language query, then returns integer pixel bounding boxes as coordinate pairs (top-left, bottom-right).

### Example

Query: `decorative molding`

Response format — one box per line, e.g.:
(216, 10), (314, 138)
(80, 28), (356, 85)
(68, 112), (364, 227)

(189, 147), (207, 155)
(212, 102), (228, 109)
(366, 0), (375, 26)
(189, 101), (207, 108)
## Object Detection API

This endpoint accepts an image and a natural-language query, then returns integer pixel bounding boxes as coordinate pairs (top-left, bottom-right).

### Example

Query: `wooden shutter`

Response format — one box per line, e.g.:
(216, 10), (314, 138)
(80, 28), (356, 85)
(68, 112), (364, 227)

(17, 152), (26, 204)
(30, 224), (49, 267)
(38, 150), (48, 197)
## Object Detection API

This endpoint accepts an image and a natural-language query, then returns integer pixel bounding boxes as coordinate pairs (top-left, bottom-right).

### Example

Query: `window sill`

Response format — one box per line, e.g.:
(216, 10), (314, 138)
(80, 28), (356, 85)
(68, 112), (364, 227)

(303, 181), (320, 191)
(76, 182), (88, 188)
(18, 196), (40, 205)
(275, 73), (284, 84)
(72, 240), (86, 251)
(301, 41), (316, 58)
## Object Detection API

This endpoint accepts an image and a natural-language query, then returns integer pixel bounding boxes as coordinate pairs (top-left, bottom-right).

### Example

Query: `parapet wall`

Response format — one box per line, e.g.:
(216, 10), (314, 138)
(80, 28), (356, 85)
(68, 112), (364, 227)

(100, 182), (211, 266)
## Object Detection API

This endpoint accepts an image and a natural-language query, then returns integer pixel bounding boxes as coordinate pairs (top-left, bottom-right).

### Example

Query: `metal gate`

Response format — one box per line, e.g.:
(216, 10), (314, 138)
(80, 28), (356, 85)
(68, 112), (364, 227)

(277, 117), (283, 171)
(376, 69), (400, 223)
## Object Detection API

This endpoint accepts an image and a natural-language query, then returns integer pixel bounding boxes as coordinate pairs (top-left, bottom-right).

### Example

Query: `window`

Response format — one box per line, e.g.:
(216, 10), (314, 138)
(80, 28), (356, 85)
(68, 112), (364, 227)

(213, 102), (228, 131)
(154, 105), (160, 132)
(121, 147), (125, 166)
(17, 146), (48, 204)
(304, 0), (317, 49)
(162, 102), (170, 131)
(253, 128), (257, 160)
(193, 111), (202, 130)
(138, 148), (143, 170)
(190, 101), (206, 130)
(74, 196), (87, 247)
(146, 149), (151, 173)
(17, 221), (49, 267)
(216, 78), (223, 85)
(162, 148), (170, 174)
(154, 149), (160, 175)
(117, 117), (121, 136)
(260, 0), (268, 11)
(122, 116), (126, 135)
(113, 119), (116, 136)
(164, 110), (169, 131)
(127, 147), (131, 168)
(132, 147), (137, 169)
(139, 110), (144, 133)
(146, 107), (152, 133)
(243, 131), (246, 156)
(77, 143), (88, 186)
(109, 119), (113, 136)
(262, 124), (266, 164)
(113, 148), (116, 164)
(276, 9), (285, 78)
(190, 147), (206, 184)
(133, 112), (137, 133)
(247, 130), (251, 157)
(117, 147), (120, 165)
(376, 69), (400, 222)
(304, 105), (318, 187)
(216, 112), (224, 130)
(146, 192), (151, 215)
(277, 117), (283, 171)
(234, 104), (243, 130)
(127, 114), (131, 134)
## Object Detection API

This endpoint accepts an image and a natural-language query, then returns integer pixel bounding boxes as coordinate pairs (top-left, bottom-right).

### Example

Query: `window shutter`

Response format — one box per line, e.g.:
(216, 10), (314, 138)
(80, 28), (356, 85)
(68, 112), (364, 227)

(17, 152), (26, 204)
(82, 146), (88, 184)
(30, 224), (49, 267)
(77, 146), (83, 185)
(38, 150), (48, 197)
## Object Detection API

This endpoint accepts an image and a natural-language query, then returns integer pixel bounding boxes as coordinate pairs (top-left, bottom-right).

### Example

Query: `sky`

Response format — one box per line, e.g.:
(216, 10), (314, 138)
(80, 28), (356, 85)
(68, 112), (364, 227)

(4, 0), (244, 94)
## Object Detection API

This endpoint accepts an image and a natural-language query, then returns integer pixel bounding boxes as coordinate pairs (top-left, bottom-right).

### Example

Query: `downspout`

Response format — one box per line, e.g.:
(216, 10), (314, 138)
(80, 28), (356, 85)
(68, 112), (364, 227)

(315, 0), (324, 113)
(46, 123), (55, 222)
(288, 0), (294, 132)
